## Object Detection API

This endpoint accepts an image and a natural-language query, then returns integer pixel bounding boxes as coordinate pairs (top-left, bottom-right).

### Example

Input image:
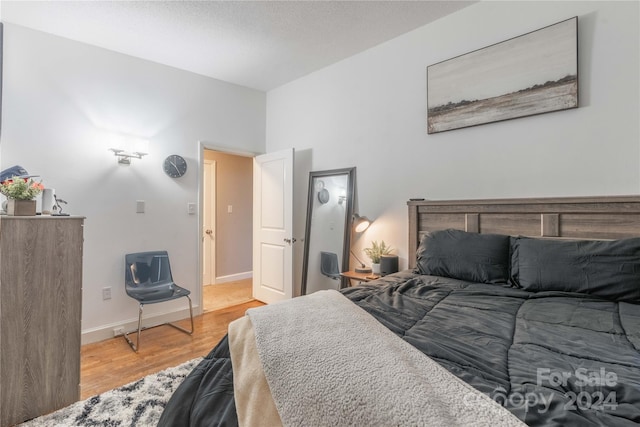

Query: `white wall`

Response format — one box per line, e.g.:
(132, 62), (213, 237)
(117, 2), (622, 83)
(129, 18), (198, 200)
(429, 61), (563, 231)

(266, 1), (640, 288)
(1, 24), (266, 342)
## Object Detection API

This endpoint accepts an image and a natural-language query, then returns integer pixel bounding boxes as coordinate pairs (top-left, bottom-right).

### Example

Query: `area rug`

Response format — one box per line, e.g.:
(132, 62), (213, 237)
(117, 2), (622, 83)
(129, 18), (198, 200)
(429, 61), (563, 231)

(19, 357), (202, 427)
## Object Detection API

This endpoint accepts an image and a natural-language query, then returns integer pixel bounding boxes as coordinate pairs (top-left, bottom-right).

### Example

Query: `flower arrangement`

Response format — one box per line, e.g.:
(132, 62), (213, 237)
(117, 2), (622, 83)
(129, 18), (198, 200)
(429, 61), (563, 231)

(0, 176), (44, 200)
(363, 240), (393, 264)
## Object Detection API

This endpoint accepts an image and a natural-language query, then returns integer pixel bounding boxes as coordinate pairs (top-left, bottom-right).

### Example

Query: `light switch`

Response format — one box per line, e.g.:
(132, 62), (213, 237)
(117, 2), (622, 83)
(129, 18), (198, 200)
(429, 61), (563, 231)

(187, 202), (196, 215)
(136, 200), (145, 213)
(227, 205), (233, 213)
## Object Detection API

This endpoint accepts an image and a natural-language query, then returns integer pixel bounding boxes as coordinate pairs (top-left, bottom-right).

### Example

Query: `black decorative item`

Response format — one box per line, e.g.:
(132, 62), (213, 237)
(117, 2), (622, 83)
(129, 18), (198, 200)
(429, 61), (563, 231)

(380, 255), (399, 276)
(163, 155), (187, 178)
(317, 188), (330, 204)
(52, 194), (70, 216)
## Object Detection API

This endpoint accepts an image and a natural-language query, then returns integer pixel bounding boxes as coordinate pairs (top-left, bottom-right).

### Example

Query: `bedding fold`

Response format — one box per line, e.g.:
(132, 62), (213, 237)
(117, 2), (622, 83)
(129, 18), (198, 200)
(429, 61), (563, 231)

(228, 316), (282, 427)
(242, 289), (525, 427)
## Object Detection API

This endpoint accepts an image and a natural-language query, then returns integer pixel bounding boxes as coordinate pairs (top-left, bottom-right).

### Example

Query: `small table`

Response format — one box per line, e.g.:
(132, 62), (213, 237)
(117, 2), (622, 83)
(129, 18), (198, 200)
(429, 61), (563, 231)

(340, 270), (380, 286)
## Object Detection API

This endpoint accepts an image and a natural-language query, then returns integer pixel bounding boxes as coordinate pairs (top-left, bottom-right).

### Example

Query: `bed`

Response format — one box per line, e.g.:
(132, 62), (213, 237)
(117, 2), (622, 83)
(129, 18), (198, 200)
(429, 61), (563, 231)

(159, 196), (640, 427)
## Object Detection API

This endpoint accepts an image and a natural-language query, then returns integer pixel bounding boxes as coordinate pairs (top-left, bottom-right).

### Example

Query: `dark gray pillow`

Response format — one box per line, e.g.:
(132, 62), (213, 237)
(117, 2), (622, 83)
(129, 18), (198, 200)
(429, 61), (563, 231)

(416, 229), (510, 284)
(511, 237), (640, 301)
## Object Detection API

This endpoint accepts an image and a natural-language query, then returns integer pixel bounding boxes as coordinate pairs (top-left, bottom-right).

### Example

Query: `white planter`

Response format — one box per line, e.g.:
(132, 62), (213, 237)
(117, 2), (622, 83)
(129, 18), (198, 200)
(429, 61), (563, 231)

(371, 263), (381, 275)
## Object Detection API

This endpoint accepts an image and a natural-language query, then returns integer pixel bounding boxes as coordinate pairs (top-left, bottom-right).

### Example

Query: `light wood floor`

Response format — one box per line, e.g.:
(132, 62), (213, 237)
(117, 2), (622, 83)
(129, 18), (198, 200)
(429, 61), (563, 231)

(80, 299), (263, 399)
(203, 279), (253, 312)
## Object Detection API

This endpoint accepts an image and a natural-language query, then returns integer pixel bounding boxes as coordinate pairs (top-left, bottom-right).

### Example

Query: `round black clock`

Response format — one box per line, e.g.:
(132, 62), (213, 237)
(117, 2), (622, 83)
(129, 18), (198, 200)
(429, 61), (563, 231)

(163, 155), (187, 178)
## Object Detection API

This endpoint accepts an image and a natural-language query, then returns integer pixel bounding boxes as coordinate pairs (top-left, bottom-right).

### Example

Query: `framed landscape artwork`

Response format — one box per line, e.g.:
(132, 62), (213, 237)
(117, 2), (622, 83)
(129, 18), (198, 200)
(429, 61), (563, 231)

(427, 17), (578, 134)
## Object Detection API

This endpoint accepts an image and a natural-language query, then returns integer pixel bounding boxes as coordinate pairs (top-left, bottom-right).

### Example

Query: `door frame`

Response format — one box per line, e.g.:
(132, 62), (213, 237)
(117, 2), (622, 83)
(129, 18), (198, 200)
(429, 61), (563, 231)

(196, 141), (260, 315)
(202, 159), (217, 287)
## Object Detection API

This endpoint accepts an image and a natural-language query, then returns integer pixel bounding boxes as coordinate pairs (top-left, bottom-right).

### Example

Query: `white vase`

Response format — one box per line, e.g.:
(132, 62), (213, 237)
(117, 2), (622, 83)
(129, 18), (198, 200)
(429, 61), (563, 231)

(371, 263), (381, 275)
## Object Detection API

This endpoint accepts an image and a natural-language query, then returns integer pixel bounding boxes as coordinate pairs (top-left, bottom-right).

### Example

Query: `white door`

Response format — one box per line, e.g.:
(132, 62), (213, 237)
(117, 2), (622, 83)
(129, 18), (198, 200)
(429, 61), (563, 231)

(253, 148), (294, 304)
(203, 160), (216, 286)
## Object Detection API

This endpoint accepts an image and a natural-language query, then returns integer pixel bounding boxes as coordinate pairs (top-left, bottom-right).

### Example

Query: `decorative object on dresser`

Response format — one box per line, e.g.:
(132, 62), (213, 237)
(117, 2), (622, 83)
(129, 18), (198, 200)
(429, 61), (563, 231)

(427, 17), (578, 134)
(0, 216), (85, 426)
(41, 188), (55, 215)
(5, 198), (36, 216)
(0, 175), (44, 216)
(52, 194), (70, 216)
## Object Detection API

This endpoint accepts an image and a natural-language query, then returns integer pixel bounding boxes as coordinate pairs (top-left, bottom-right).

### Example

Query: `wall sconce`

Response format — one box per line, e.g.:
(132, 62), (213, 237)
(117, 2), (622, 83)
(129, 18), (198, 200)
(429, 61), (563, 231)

(338, 189), (347, 205)
(108, 135), (149, 164)
(109, 149), (148, 164)
(352, 214), (372, 233)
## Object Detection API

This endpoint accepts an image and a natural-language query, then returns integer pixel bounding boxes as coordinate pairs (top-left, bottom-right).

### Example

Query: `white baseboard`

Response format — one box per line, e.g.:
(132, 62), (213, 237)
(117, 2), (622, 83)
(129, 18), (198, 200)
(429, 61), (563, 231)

(210, 271), (253, 285)
(81, 306), (196, 345)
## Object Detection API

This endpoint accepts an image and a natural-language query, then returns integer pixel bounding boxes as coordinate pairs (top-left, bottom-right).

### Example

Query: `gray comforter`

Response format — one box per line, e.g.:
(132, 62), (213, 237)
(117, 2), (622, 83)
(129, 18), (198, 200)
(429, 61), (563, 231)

(159, 270), (640, 426)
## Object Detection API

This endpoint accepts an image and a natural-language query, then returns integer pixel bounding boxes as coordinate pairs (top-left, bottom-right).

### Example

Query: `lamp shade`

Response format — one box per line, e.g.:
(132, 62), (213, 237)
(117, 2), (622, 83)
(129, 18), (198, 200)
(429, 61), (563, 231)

(353, 214), (371, 233)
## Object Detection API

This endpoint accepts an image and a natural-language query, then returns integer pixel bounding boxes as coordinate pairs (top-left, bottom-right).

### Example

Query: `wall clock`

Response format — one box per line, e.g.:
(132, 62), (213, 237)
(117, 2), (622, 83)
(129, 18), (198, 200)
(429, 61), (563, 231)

(163, 154), (187, 178)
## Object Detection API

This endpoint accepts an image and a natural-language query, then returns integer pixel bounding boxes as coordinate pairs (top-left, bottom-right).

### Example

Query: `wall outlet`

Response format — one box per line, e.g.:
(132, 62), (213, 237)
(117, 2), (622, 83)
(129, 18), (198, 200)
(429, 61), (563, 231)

(113, 327), (125, 337)
(102, 287), (112, 300)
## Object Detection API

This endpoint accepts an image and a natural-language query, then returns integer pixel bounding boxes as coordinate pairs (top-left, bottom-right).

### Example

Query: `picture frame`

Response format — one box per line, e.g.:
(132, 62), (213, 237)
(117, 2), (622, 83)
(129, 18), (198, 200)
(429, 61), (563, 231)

(427, 17), (578, 134)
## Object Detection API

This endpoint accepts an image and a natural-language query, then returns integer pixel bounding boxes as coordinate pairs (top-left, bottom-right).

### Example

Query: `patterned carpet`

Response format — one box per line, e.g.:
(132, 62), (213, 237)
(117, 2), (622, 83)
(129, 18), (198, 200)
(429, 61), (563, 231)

(19, 357), (202, 427)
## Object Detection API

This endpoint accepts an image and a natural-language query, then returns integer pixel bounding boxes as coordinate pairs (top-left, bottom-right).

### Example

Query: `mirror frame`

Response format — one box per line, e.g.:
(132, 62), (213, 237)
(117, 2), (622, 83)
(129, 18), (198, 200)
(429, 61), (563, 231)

(301, 167), (356, 294)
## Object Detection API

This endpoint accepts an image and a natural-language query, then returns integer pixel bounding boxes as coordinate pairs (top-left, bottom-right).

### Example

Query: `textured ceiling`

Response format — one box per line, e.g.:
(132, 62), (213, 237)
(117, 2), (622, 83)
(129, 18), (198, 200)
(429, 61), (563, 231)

(1, 1), (475, 91)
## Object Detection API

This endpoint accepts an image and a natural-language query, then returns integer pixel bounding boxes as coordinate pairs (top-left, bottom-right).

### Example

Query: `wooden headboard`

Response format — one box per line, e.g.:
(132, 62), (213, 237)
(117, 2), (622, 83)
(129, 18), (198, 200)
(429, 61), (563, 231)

(407, 195), (640, 269)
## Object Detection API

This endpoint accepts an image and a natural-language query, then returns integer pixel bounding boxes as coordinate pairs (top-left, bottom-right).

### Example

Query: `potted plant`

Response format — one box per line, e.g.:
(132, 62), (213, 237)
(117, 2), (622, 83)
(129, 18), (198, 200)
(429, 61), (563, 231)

(363, 240), (393, 275)
(0, 176), (44, 216)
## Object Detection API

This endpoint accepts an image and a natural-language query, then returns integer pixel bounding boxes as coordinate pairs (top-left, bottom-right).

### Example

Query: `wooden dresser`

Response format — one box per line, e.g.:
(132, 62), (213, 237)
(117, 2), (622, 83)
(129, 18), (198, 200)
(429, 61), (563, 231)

(0, 216), (84, 426)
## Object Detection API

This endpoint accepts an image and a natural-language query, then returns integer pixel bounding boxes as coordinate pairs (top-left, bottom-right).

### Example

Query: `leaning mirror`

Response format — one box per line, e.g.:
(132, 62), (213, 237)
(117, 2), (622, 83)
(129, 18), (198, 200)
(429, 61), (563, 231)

(301, 167), (355, 294)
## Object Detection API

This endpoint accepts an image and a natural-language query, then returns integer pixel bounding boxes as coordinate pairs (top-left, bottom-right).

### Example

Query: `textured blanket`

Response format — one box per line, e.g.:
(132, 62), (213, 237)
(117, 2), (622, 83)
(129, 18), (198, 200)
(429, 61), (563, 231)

(244, 290), (526, 427)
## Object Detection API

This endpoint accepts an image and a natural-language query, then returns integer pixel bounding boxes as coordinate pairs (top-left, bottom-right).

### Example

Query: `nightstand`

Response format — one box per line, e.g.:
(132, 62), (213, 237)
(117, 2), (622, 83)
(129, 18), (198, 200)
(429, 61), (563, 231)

(340, 270), (380, 286)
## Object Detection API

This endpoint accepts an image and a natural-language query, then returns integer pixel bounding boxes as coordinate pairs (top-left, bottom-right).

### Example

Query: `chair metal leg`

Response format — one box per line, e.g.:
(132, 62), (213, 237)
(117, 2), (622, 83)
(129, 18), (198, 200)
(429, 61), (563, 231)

(124, 303), (144, 352)
(166, 295), (194, 335)
(123, 296), (193, 353)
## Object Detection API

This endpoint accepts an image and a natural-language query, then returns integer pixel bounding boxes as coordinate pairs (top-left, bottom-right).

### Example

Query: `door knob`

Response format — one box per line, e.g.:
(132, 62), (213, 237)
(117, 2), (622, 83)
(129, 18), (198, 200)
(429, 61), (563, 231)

(205, 229), (213, 235)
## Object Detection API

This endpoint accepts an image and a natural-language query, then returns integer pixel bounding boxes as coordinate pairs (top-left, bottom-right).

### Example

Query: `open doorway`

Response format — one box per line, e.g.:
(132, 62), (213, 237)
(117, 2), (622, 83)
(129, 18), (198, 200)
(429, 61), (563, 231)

(202, 149), (254, 312)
